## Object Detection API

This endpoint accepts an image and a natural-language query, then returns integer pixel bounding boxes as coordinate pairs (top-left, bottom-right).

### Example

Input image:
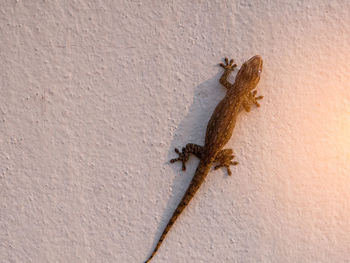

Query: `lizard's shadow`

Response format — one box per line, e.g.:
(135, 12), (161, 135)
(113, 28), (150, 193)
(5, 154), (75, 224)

(149, 68), (235, 254)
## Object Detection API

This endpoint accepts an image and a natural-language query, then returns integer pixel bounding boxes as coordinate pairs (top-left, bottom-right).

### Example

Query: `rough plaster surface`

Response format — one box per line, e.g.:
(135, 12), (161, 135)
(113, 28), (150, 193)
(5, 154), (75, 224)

(1, 1), (350, 262)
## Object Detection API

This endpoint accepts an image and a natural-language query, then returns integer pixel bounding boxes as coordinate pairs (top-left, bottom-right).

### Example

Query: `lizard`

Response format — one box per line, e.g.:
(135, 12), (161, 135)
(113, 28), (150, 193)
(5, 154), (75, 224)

(144, 55), (263, 262)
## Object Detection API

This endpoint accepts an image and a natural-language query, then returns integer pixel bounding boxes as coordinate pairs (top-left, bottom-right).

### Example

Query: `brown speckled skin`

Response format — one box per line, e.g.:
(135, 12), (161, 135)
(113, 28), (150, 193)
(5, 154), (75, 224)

(145, 56), (263, 263)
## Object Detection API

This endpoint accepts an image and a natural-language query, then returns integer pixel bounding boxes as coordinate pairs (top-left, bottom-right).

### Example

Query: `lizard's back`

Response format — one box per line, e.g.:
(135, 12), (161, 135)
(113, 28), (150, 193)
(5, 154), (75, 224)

(204, 92), (242, 155)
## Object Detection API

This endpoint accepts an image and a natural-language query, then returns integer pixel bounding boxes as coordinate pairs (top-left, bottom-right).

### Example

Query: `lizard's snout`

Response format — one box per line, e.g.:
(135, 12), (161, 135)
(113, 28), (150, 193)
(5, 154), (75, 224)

(248, 55), (263, 76)
(249, 55), (263, 67)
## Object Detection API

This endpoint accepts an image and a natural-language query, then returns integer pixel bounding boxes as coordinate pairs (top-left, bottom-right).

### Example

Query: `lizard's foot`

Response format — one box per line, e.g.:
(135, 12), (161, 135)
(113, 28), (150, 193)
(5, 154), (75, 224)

(170, 147), (190, 171)
(242, 90), (264, 112)
(219, 57), (237, 71)
(214, 149), (238, 176)
(170, 143), (204, 171)
(249, 90), (263, 107)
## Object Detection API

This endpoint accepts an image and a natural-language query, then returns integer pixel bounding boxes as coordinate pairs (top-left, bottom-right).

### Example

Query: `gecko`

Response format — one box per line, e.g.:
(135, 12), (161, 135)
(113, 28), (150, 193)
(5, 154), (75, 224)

(144, 55), (263, 262)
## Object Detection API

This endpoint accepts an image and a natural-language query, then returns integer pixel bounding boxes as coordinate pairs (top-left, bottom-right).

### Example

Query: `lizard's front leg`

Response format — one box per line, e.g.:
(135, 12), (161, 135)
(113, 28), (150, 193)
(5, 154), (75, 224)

(242, 90), (263, 112)
(170, 143), (203, 171)
(219, 58), (237, 89)
(214, 149), (238, 176)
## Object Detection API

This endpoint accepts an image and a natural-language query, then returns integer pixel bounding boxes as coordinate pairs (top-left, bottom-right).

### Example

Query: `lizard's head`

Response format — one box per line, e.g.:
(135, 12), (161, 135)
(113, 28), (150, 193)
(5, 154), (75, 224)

(235, 55), (263, 91)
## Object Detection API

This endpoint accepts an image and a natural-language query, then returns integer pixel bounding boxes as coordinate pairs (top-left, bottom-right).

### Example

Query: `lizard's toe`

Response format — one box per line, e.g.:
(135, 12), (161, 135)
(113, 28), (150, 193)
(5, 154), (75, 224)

(170, 157), (179, 163)
(214, 164), (221, 170)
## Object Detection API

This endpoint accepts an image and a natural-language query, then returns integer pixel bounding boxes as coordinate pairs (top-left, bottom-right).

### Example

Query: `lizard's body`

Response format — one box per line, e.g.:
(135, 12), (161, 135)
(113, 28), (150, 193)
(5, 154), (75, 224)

(145, 56), (263, 262)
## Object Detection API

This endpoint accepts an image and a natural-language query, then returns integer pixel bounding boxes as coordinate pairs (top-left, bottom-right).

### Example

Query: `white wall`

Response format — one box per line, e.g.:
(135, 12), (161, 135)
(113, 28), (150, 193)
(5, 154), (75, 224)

(1, 1), (350, 262)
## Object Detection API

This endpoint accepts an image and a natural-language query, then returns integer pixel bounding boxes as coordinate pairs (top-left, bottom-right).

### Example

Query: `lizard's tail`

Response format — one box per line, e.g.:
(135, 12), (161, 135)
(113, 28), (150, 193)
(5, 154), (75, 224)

(144, 159), (212, 263)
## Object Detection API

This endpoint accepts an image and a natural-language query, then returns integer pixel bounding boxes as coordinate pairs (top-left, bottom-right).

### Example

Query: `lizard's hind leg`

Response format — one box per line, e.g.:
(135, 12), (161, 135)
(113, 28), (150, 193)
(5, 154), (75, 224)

(170, 143), (203, 171)
(214, 149), (238, 176)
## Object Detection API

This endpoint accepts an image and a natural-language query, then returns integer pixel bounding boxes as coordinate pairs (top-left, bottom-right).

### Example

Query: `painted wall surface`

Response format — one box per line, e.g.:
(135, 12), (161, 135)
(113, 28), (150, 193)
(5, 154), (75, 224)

(1, 1), (350, 262)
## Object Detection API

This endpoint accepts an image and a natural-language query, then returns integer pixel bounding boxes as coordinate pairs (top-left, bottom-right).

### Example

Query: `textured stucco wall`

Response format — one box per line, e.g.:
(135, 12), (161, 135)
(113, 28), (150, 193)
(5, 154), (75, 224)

(1, 1), (350, 262)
